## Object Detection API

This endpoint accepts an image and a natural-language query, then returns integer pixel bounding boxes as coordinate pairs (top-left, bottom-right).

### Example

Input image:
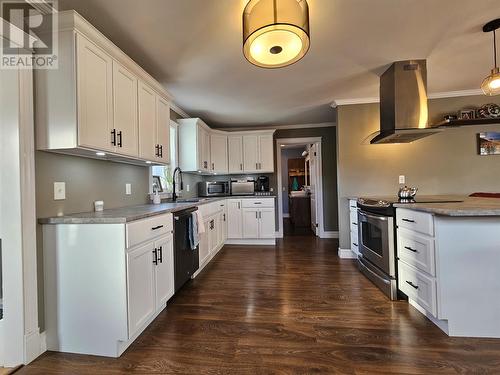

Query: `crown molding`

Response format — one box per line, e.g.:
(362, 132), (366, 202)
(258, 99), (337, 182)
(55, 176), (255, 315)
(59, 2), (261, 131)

(170, 103), (189, 118)
(217, 122), (336, 131)
(331, 89), (485, 107)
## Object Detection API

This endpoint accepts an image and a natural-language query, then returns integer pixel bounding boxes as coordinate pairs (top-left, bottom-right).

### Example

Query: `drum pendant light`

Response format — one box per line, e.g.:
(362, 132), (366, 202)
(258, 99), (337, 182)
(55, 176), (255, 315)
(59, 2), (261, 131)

(481, 19), (500, 96)
(243, 0), (310, 68)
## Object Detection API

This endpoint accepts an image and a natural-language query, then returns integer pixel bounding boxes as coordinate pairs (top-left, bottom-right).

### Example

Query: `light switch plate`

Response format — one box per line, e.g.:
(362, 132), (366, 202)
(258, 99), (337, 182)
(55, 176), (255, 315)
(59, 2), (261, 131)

(125, 183), (132, 195)
(399, 175), (406, 184)
(54, 182), (66, 200)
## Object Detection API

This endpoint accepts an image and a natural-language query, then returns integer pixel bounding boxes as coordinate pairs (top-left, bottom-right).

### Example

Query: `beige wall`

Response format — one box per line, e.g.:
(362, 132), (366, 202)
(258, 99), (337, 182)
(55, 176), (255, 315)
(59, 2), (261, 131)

(35, 151), (150, 329)
(337, 96), (500, 249)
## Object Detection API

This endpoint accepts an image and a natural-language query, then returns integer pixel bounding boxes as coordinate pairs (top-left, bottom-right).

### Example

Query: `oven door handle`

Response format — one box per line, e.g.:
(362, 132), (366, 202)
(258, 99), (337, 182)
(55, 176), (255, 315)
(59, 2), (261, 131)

(358, 210), (388, 221)
(358, 258), (390, 286)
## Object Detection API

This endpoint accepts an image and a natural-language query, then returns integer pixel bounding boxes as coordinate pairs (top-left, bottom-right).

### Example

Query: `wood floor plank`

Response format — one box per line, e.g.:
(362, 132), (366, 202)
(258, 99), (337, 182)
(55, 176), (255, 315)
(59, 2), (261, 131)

(20, 235), (500, 374)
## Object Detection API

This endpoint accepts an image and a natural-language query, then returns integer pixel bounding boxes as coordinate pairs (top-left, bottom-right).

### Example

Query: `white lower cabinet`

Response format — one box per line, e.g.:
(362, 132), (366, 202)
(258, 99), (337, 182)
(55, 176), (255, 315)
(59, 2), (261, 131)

(127, 242), (156, 338)
(42, 213), (174, 358)
(227, 198), (275, 243)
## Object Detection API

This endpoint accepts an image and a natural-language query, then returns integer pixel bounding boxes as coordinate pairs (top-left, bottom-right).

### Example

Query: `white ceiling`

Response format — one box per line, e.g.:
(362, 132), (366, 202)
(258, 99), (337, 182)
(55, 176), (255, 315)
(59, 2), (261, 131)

(59, 0), (499, 127)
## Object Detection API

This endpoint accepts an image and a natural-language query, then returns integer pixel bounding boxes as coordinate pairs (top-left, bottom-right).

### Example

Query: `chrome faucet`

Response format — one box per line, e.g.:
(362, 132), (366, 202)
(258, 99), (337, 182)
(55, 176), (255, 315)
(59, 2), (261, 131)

(172, 167), (183, 202)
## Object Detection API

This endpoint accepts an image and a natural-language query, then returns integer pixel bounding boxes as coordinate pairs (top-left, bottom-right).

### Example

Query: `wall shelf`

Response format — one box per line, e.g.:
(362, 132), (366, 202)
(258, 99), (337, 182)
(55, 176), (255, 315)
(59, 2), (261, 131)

(435, 118), (500, 128)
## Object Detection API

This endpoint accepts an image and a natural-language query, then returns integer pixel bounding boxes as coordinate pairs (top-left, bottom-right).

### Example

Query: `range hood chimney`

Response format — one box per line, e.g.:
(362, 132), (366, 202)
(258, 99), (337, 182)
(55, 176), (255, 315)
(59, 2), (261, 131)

(370, 60), (442, 144)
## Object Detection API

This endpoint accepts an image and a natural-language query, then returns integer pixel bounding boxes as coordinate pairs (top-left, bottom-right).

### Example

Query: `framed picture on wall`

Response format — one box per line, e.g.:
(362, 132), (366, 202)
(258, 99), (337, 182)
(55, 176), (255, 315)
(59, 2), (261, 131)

(152, 175), (163, 192)
(477, 132), (500, 156)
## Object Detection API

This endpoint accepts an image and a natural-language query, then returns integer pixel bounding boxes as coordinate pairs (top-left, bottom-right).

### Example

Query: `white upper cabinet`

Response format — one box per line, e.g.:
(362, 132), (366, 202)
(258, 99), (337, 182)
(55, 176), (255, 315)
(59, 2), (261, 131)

(228, 136), (244, 173)
(35, 11), (173, 166)
(156, 95), (171, 164)
(178, 117), (275, 175)
(112, 60), (138, 157)
(178, 118), (212, 173)
(243, 135), (259, 173)
(76, 34), (114, 152)
(258, 134), (274, 172)
(210, 133), (228, 173)
(138, 82), (157, 161)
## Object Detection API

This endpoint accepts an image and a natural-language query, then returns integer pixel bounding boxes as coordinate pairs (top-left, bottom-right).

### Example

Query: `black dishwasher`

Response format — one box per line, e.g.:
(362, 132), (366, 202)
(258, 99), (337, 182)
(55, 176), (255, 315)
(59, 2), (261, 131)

(173, 208), (199, 293)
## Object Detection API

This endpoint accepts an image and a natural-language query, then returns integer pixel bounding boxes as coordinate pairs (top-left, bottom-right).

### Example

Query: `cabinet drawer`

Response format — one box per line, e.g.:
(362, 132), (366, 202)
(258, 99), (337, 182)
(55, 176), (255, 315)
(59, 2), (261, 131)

(241, 198), (274, 208)
(126, 213), (173, 248)
(397, 228), (435, 276)
(350, 210), (358, 232)
(199, 201), (223, 218)
(398, 260), (437, 317)
(396, 208), (434, 236)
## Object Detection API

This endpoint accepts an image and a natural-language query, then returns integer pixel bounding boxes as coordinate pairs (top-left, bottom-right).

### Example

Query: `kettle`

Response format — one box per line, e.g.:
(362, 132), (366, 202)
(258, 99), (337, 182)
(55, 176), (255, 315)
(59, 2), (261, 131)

(398, 186), (418, 199)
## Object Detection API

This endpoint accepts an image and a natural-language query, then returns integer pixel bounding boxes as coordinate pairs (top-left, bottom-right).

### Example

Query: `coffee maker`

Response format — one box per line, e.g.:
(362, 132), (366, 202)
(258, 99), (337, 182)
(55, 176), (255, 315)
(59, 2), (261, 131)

(255, 176), (270, 195)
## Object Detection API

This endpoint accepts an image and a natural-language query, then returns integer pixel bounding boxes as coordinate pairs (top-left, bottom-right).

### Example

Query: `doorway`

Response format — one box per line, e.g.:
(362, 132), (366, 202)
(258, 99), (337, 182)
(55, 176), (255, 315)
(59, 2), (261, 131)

(276, 138), (324, 238)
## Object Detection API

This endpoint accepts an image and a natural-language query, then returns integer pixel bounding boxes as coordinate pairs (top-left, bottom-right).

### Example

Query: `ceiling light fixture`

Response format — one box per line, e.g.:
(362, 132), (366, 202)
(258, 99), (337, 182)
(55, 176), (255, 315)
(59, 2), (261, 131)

(243, 0), (310, 68)
(482, 18), (500, 96)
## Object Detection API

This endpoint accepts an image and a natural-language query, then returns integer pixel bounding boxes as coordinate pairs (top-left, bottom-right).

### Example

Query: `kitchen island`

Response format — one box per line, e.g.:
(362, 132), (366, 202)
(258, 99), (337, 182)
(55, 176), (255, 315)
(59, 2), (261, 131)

(393, 197), (500, 338)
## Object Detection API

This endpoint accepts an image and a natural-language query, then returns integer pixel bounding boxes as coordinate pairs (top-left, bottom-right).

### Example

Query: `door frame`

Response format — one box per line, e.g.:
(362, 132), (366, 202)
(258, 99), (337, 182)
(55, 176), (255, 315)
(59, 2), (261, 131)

(0, 19), (41, 366)
(275, 137), (324, 238)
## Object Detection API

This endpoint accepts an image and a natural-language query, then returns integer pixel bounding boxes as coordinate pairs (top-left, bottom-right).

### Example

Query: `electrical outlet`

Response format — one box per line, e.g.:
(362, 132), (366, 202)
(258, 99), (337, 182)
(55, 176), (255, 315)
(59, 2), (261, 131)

(186, 184), (190, 192)
(125, 183), (132, 195)
(54, 182), (66, 200)
(399, 175), (406, 184)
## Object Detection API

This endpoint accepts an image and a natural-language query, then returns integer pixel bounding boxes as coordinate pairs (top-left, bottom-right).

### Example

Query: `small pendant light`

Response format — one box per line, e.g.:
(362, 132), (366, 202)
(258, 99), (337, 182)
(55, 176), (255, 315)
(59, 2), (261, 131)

(243, 0), (310, 69)
(481, 19), (500, 96)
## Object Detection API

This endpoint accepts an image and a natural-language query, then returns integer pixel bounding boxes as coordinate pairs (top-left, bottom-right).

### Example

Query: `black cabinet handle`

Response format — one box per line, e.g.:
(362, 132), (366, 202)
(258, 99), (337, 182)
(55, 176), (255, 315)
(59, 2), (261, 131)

(155, 144), (159, 157)
(402, 218), (415, 223)
(406, 280), (418, 289)
(223, 213), (226, 222)
(240, 163), (243, 170)
(352, 222), (358, 226)
(350, 205), (357, 208)
(352, 243), (358, 247)
(152, 249), (158, 265)
(111, 129), (116, 146)
(151, 225), (164, 231)
(405, 246), (417, 253)
(117, 131), (123, 147)
(158, 246), (163, 263)
(159, 145), (163, 158)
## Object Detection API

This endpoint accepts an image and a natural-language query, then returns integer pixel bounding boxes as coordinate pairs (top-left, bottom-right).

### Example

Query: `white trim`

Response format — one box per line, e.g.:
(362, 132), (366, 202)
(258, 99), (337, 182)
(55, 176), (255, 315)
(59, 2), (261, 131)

(331, 89), (485, 107)
(170, 103), (190, 118)
(218, 122), (336, 131)
(276, 137), (324, 239)
(275, 231), (283, 239)
(338, 248), (358, 259)
(320, 231), (339, 239)
(224, 239), (276, 246)
(408, 299), (449, 334)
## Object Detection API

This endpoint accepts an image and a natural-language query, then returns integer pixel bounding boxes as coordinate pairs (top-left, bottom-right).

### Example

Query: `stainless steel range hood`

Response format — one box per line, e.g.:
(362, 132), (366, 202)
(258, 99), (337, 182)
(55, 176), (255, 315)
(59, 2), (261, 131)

(370, 60), (442, 144)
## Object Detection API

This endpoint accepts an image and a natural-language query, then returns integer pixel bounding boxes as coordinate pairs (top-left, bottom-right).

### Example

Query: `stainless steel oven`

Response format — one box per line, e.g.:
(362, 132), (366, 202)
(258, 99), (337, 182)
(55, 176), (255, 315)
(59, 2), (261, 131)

(357, 198), (397, 300)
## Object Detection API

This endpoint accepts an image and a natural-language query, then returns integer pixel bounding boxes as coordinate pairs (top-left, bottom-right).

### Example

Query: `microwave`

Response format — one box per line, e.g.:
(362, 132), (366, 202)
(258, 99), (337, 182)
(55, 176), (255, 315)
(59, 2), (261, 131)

(198, 181), (229, 197)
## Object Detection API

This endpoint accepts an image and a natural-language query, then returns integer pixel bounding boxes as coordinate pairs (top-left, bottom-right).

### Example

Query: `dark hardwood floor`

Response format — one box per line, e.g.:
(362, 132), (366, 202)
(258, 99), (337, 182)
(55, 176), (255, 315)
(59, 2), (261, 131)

(21, 236), (500, 374)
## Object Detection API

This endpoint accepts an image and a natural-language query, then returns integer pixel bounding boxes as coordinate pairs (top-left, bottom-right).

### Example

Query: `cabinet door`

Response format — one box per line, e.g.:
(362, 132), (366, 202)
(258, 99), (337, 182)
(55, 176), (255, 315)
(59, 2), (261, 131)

(197, 126), (210, 171)
(210, 134), (228, 173)
(258, 134), (274, 172)
(198, 220), (210, 265)
(243, 135), (259, 173)
(242, 208), (259, 238)
(227, 200), (242, 239)
(127, 242), (155, 338)
(156, 96), (170, 163)
(112, 61), (138, 157)
(259, 208), (276, 239)
(76, 34), (113, 151)
(208, 217), (218, 254)
(138, 82), (158, 161)
(154, 234), (174, 309)
(228, 136), (243, 173)
(221, 207), (227, 243)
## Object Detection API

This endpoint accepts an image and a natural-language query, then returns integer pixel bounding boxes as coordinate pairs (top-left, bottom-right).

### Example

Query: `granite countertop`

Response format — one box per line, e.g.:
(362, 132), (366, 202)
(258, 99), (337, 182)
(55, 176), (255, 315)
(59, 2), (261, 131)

(393, 196), (500, 217)
(39, 195), (276, 225)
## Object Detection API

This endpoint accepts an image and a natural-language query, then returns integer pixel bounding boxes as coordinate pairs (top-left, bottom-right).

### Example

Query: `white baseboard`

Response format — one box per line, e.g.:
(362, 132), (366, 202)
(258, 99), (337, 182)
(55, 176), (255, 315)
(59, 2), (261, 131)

(275, 231), (283, 239)
(409, 299), (449, 335)
(338, 248), (357, 259)
(320, 231), (339, 239)
(225, 239), (276, 246)
(24, 329), (43, 364)
(283, 213), (290, 218)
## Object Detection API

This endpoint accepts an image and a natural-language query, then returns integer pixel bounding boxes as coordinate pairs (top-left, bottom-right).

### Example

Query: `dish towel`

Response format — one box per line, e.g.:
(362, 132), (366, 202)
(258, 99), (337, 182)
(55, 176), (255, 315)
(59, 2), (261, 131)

(195, 210), (205, 234)
(189, 213), (199, 250)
